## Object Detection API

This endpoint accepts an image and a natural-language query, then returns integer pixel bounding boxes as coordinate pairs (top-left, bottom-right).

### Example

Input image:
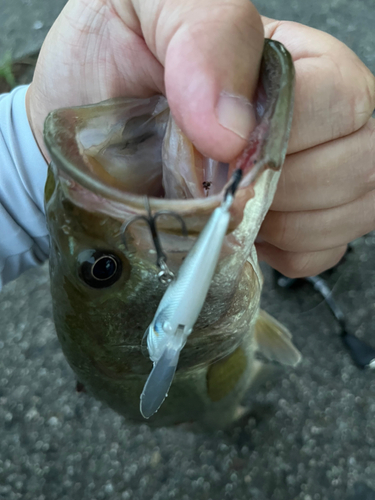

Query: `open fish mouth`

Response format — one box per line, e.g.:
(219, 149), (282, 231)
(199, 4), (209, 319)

(44, 39), (294, 234)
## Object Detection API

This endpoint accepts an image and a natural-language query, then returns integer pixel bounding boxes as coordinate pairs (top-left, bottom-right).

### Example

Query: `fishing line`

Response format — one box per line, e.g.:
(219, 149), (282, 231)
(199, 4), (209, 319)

(271, 243), (358, 317)
(274, 268), (347, 317)
(275, 270), (375, 370)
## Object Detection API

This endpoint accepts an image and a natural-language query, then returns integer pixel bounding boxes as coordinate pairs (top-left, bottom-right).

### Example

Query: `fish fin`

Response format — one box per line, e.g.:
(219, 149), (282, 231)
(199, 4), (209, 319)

(140, 345), (180, 419)
(206, 347), (247, 402)
(255, 309), (301, 367)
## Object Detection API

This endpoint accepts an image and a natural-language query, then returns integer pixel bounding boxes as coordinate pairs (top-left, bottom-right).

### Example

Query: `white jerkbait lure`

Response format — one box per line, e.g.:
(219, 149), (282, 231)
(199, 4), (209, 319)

(140, 170), (243, 418)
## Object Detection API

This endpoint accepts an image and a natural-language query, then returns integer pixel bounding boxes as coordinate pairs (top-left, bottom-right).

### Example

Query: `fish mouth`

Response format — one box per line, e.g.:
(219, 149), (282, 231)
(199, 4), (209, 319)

(44, 40), (294, 230)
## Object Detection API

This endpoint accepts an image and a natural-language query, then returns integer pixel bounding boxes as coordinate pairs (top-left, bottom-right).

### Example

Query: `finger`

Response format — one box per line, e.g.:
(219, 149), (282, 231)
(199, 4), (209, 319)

(138, 0), (264, 162)
(260, 189), (375, 253)
(271, 117), (375, 212)
(263, 19), (375, 153)
(256, 242), (347, 279)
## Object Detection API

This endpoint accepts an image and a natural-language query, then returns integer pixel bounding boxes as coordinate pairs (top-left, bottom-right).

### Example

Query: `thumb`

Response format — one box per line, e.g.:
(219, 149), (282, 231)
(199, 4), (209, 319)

(162, 0), (264, 162)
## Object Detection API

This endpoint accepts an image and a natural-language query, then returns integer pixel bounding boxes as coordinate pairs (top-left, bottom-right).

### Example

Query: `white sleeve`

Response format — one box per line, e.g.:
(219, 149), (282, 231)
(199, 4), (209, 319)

(0, 85), (50, 290)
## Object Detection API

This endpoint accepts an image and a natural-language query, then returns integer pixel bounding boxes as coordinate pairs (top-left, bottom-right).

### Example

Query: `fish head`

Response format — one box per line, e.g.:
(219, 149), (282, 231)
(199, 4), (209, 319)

(43, 40), (294, 415)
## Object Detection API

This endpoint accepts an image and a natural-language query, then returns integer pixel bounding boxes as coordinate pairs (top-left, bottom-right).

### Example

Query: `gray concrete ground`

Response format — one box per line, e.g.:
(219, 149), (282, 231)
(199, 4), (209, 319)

(0, 0), (66, 61)
(1, 1), (375, 500)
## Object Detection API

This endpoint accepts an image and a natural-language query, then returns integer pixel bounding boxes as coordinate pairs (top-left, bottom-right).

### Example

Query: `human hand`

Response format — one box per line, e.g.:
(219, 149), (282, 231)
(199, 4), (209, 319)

(27, 2), (375, 280)
(26, 0), (263, 162)
(256, 19), (375, 277)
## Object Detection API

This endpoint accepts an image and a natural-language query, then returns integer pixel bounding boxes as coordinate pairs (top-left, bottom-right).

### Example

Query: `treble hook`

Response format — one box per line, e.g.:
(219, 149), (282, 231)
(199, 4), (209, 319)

(121, 198), (188, 284)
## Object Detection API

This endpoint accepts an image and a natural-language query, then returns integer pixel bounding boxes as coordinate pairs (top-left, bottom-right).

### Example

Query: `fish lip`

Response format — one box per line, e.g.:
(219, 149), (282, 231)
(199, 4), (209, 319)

(44, 111), (258, 213)
(44, 101), (223, 212)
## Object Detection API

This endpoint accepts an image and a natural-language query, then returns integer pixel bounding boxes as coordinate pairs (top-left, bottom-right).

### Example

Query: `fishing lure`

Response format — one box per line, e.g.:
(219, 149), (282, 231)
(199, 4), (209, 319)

(140, 170), (243, 418)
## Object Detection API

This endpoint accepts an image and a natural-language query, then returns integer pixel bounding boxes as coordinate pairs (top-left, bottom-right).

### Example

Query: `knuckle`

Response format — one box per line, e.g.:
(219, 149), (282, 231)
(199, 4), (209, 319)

(364, 67), (375, 112)
(273, 212), (301, 252)
(328, 52), (375, 135)
(280, 246), (347, 279)
(351, 65), (375, 131)
(326, 246), (348, 270)
(368, 191), (375, 233)
(363, 120), (375, 189)
(281, 252), (316, 279)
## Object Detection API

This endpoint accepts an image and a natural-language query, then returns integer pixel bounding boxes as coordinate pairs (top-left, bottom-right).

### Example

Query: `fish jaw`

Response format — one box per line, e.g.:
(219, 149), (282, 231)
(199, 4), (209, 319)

(43, 39), (295, 424)
(43, 37), (295, 294)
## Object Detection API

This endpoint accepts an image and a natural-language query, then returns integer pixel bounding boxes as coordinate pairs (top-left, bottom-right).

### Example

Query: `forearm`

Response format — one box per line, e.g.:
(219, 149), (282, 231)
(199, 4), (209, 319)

(0, 86), (49, 290)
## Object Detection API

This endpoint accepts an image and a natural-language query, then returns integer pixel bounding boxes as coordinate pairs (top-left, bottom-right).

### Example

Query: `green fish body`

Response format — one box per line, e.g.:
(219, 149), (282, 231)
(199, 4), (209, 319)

(43, 40), (299, 427)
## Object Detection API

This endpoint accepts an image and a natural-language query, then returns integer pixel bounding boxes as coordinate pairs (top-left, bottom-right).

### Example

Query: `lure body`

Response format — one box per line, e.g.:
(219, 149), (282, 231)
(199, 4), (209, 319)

(141, 195), (234, 417)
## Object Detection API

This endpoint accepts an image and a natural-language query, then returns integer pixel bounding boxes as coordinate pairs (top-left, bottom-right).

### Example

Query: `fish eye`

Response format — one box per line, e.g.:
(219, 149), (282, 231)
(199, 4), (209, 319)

(78, 250), (122, 288)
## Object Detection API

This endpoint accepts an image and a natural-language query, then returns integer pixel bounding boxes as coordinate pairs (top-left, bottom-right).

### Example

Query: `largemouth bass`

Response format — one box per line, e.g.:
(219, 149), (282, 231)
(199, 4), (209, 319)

(43, 39), (299, 427)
